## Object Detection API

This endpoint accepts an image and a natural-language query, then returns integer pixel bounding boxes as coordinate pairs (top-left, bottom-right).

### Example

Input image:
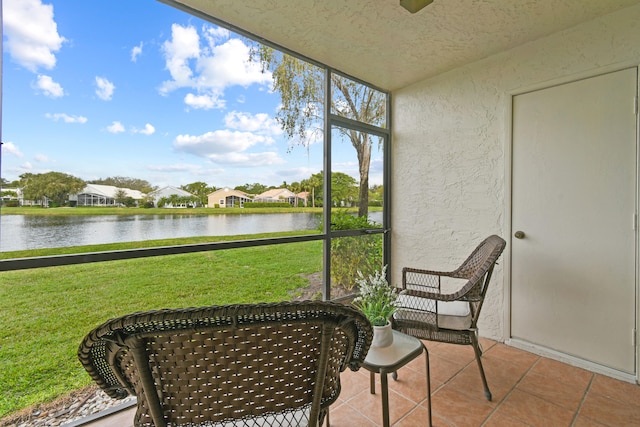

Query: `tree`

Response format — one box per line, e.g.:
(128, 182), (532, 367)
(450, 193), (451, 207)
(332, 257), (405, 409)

(114, 189), (128, 206)
(331, 172), (358, 207)
(19, 172), (85, 207)
(234, 182), (268, 195)
(181, 182), (214, 206)
(369, 184), (384, 206)
(253, 46), (386, 216)
(289, 181), (302, 206)
(301, 173), (322, 208)
(90, 176), (156, 193)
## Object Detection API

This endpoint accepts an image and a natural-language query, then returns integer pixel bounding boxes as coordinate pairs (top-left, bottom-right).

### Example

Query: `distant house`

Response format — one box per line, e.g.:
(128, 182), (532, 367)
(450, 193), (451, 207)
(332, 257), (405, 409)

(148, 186), (195, 208)
(0, 187), (23, 206)
(254, 188), (304, 206)
(207, 187), (252, 208)
(296, 191), (309, 207)
(72, 184), (145, 207)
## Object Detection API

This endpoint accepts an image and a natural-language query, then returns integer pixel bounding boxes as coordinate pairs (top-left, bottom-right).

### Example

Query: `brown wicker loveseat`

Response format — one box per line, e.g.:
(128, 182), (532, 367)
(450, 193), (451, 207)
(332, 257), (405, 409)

(78, 301), (373, 427)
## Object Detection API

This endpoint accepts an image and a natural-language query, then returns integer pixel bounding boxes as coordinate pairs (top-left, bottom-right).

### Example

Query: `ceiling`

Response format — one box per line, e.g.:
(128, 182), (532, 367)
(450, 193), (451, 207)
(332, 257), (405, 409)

(166, 0), (640, 91)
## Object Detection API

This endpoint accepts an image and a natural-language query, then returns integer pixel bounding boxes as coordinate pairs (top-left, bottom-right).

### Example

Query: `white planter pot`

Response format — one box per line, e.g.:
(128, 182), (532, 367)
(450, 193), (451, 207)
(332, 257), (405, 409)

(371, 322), (394, 347)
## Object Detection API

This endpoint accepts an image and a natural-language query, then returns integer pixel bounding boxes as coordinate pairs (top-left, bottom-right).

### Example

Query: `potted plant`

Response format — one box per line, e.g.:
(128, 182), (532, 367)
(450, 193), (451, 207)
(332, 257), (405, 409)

(353, 265), (403, 347)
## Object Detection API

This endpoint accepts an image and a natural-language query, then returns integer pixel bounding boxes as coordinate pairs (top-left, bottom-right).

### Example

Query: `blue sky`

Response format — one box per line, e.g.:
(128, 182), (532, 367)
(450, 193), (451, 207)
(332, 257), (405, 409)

(0, 0), (379, 190)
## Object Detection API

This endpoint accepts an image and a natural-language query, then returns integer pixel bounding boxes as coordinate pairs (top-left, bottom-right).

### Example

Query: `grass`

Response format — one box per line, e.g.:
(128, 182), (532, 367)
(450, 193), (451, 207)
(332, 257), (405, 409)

(0, 233), (323, 418)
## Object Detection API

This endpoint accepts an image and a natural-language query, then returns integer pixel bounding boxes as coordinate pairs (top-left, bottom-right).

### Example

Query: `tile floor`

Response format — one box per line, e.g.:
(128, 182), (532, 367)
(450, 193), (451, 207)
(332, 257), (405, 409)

(83, 339), (640, 427)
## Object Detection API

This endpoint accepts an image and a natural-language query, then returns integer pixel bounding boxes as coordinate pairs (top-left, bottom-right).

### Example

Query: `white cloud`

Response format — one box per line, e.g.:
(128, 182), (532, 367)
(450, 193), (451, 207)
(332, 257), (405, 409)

(159, 24), (271, 108)
(203, 26), (230, 45)
(45, 113), (88, 123)
(184, 93), (225, 110)
(95, 77), (115, 101)
(198, 38), (271, 89)
(131, 42), (143, 62)
(207, 151), (285, 167)
(3, 0), (66, 72)
(21, 161), (34, 170)
(159, 24), (200, 94)
(1, 142), (23, 157)
(107, 121), (125, 133)
(35, 74), (64, 98)
(174, 130), (273, 158)
(224, 111), (282, 137)
(134, 124), (156, 135)
(34, 154), (49, 162)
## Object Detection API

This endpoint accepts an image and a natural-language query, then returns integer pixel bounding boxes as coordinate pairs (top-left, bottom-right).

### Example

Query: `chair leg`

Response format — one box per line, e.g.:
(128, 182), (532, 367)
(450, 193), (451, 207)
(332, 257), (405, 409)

(470, 333), (492, 401)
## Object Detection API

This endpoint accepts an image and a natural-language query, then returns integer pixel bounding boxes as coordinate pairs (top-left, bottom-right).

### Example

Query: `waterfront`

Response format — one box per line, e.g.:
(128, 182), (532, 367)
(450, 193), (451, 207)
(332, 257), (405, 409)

(0, 211), (383, 252)
(0, 213), (321, 252)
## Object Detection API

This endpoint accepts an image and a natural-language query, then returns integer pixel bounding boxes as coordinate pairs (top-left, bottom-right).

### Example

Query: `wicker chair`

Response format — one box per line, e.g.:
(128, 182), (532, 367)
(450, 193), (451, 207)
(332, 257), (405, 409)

(78, 301), (373, 427)
(392, 235), (506, 401)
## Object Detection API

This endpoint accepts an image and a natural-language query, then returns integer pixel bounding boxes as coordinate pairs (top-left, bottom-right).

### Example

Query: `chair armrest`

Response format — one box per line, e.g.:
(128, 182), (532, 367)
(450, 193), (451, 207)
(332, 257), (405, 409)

(402, 288), (461, 302)
(402, 266), (459, 280)
(402, 266), (470, 302)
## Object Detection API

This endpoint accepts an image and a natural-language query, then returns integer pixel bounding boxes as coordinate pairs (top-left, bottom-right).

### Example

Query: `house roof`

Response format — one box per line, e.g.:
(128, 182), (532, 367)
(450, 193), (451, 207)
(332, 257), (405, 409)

(81, 184), (145, 200)
(255, 188), (297, 200)
(149, 186), (193, 198)
(167, 0), (640, 91)
(208, 187), (252, 199)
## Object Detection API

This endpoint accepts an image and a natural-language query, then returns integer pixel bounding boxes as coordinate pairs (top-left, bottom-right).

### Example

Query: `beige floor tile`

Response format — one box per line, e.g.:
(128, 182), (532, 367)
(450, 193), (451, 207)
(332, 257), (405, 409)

(517, 371), (586, 411)
(446, 363), (514, 405)
(572, 415), (609, 427)
(498, 389), (574, 427)
(328, 402), (378, 427)
(482, 411), (531, 427)
(428, 342), (476, 366)
(588, 374), (640, 407)
(428, 353), (468, 384)
(528, 358), (593, 390)
(430, 386), (493, 426)
(345, 386), (418, 426)
(579, 391), (640, 427)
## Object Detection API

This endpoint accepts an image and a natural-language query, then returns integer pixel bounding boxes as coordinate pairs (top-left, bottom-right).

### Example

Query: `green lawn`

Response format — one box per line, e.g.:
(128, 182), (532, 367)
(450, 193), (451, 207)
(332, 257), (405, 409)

(0, 235), (323, 418)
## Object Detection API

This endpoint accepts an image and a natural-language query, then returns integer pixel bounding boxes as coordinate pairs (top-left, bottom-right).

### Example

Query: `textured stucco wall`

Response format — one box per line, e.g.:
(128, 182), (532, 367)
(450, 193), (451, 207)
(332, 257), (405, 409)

(391, 4), (640, 341)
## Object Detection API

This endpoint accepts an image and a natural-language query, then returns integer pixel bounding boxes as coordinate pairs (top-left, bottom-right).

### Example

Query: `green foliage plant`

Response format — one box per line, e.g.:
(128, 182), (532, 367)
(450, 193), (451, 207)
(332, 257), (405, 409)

(244, 202), (292, 208)
(352, 266), (402, 326)
(326, 210), (382, 290)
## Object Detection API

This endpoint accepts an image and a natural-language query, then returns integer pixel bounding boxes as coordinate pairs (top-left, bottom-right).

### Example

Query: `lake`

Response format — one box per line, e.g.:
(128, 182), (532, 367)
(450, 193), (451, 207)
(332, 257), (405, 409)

(0, 212), (383, 252)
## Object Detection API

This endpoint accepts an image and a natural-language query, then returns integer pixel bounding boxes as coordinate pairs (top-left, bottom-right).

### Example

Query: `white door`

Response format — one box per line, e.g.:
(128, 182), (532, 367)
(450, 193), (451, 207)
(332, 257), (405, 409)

(511, 68), (637, 374)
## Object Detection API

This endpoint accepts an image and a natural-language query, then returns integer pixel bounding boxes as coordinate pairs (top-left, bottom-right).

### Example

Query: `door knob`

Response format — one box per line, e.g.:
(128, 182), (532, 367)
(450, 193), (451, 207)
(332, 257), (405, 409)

(514, 231), (525, 239)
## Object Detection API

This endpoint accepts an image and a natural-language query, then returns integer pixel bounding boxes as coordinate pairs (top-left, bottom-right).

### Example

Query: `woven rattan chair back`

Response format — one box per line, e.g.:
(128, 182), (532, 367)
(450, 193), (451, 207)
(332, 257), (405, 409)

(78, 301), (372, 427)
(393, 235), (506, 401)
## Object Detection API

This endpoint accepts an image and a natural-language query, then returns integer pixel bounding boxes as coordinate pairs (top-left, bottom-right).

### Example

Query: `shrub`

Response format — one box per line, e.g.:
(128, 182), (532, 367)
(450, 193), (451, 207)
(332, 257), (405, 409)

(325, 210), (383, 290)
(244, 202), (291, 208)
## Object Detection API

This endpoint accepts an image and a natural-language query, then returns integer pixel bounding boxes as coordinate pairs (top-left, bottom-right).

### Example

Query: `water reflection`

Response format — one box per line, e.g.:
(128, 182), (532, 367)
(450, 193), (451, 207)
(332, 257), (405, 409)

(1, 212), (383, 252)
(1, 214), (316, 252)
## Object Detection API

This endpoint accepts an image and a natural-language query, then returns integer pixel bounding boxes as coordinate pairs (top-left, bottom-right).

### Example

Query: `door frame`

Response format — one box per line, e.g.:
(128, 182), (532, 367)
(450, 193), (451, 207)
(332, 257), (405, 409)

(503, 65), (640, 384)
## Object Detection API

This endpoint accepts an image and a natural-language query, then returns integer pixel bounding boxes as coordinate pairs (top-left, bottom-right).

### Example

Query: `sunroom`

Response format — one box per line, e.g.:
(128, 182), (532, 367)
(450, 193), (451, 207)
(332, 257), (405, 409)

(3, 0), (640, 426)
(158, 0), (640, 384)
